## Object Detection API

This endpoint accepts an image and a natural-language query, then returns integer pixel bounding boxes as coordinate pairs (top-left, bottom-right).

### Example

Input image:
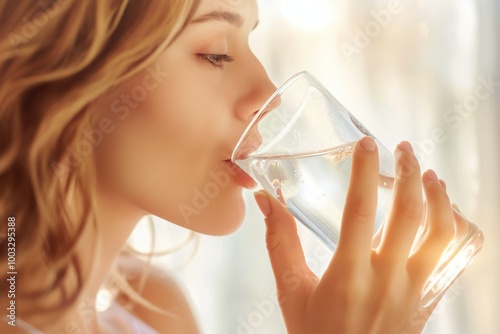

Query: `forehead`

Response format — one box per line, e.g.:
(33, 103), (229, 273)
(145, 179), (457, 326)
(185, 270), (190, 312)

(197, 0), (254, 13)
(193, 0), (259, 30)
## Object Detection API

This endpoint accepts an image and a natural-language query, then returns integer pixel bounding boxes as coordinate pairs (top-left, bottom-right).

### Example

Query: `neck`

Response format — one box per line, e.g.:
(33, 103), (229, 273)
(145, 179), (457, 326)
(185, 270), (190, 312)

(28, 185), (146, 333)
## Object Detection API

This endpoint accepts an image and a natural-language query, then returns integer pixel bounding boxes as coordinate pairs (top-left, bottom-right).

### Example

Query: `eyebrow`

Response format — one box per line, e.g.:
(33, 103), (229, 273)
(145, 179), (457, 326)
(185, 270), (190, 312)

(192, 11), (244, 26)
(191, 11), (259, 30)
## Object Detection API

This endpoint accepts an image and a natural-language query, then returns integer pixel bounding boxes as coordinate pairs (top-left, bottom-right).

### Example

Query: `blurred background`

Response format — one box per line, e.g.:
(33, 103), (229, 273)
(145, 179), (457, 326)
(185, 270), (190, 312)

(130, 0), (499, 333)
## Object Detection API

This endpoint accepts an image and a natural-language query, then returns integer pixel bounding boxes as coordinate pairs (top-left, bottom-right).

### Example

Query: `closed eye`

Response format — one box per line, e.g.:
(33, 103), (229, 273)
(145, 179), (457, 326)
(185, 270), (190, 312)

(196, 53), (234, 69)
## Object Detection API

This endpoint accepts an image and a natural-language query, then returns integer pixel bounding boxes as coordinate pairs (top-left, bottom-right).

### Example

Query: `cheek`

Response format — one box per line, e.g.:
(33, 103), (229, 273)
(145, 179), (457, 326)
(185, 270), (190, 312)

(95, 96), (214, 208)
(93, 66), (244, 234)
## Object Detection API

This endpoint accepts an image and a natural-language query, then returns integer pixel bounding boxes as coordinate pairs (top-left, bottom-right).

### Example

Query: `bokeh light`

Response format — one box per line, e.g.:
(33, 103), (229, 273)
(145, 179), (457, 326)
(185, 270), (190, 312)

(279, 0), (337, 30)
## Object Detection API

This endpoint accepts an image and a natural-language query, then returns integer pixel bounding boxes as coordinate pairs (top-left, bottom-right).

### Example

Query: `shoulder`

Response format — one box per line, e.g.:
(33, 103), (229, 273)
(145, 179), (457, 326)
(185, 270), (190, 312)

(114, 253), (199, 334)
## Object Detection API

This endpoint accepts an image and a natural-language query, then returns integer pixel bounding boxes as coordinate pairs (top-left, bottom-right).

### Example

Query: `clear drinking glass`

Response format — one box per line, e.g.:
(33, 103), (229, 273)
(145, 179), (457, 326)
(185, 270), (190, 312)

(231, 71), (484, 307)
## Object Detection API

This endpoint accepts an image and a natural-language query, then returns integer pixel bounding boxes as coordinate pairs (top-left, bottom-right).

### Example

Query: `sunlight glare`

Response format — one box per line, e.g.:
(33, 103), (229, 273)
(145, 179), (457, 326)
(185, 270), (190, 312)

(280, 0), (336, 30)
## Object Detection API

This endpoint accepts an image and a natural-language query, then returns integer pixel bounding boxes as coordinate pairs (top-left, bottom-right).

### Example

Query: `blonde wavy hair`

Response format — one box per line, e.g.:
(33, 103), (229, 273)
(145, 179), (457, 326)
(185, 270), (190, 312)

(0, 0), (199, 320)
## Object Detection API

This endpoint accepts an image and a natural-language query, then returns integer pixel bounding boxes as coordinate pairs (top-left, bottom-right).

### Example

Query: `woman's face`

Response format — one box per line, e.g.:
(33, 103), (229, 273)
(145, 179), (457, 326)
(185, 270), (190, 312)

(94, 0), (275, 235)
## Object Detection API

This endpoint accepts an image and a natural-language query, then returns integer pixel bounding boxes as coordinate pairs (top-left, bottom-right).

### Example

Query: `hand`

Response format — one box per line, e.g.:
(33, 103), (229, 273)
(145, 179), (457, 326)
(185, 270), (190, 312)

(253, 137), (454, 334)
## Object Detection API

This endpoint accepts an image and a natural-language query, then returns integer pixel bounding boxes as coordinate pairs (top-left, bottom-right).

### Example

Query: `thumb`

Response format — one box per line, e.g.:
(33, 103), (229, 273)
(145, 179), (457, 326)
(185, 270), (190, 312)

(254, 190), (310, 293)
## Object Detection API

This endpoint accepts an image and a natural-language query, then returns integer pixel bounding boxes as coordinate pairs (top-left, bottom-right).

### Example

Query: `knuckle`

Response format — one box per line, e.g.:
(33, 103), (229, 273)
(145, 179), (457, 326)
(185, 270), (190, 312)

(347, 198), (375, 223)
(265, 226), (283, 253)
(428, 197), (455, 246)
(434, 218), (455, 247)
(396, 152), (420, 180)
(395, 197), (423, 222)
(402, 203), (423, 222)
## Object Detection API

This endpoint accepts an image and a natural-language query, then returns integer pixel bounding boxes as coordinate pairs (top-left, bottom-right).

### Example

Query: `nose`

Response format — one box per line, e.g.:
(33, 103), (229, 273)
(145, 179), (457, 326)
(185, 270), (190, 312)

(234, 54), (277, 121)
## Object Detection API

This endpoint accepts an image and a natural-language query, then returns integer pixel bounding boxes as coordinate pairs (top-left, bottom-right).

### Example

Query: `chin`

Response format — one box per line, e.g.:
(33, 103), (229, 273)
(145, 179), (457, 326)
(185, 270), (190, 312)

(178, 186), (247, 236)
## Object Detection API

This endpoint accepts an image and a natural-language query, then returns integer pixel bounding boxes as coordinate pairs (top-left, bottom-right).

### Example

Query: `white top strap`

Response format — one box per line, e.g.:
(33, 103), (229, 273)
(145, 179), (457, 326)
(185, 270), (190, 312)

(103, 302), (159, 334)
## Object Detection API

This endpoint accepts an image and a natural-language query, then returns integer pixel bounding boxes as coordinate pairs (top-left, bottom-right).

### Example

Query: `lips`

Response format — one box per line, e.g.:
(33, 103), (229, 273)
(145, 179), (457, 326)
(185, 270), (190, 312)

(226, 132), (261, 189)
(224, 160), (256, 189)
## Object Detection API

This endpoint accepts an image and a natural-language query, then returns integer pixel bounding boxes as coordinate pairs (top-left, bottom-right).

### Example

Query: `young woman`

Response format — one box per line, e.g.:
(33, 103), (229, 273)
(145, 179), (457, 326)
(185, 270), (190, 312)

(0, 0), (455, 333)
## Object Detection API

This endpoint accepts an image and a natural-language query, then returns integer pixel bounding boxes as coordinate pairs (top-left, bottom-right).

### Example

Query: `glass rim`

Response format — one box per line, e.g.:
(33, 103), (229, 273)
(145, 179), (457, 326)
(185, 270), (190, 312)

(230, 71), (318, 163)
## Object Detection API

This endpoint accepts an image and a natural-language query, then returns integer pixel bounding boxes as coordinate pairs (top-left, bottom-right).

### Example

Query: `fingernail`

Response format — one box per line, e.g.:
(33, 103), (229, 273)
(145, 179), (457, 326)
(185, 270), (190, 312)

(398, 141), (414, 154)
(424, 169), (439, 182)
(360, 136), (376, 151)
(254, 190), (272, 217)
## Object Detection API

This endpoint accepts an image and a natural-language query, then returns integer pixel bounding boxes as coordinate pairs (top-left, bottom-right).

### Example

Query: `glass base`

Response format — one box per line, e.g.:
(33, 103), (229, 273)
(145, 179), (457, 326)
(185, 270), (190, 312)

(420, 221), (484, 307)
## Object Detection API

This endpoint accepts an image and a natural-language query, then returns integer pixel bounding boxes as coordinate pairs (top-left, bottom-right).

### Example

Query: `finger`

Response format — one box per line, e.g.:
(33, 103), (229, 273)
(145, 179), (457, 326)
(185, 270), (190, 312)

(336, 136), (379, 263)
(253, 190), (314, 297)
(439, 179), (447, 191)
(407, 170), (454, 287)
(378, 141), (423, 264)
(452, 203), (462, 214)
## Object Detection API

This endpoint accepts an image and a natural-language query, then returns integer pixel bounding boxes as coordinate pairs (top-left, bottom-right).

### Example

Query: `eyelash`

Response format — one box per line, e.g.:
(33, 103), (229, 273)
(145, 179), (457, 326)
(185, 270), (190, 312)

(196, 53), (234, 69)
